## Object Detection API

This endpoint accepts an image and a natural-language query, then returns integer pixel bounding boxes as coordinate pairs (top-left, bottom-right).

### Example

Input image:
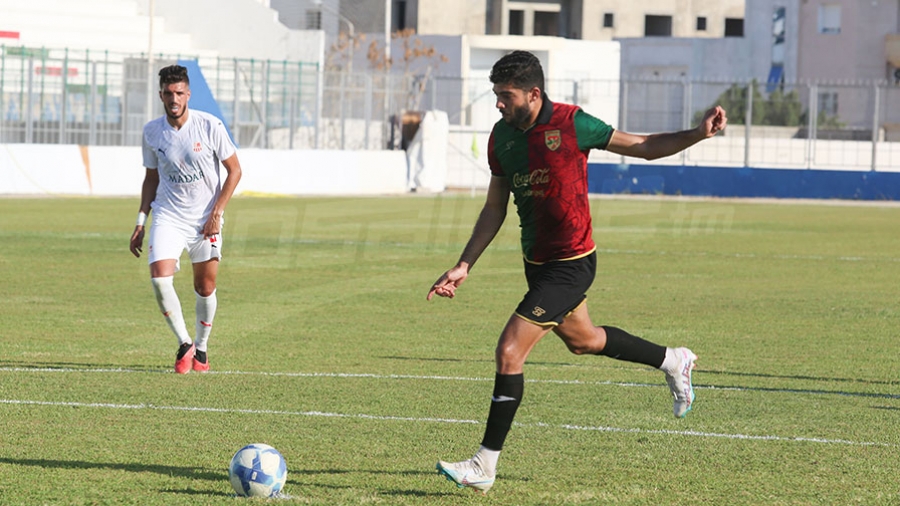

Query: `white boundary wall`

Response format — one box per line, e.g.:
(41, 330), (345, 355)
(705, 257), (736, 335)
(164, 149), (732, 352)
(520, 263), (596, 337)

(0, 145), (409, 196)
(7, 133), (900, 197)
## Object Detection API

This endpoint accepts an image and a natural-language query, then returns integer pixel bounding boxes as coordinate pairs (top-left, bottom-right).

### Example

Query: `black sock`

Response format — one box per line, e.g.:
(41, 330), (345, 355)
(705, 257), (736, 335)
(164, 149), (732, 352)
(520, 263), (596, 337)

(598, 326), (666, 368)
(176, 342), (193, 359)
(480, 373), (524, 451)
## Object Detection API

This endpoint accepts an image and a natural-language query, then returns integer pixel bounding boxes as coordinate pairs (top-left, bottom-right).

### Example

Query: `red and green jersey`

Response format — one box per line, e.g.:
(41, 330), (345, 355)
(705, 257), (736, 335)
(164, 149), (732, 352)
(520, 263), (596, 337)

(488, 96), (614, 263)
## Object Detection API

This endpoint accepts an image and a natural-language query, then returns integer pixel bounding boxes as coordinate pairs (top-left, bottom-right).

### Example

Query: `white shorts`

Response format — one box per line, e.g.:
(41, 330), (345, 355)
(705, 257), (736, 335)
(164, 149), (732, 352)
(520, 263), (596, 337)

(147, 222), (223, 272)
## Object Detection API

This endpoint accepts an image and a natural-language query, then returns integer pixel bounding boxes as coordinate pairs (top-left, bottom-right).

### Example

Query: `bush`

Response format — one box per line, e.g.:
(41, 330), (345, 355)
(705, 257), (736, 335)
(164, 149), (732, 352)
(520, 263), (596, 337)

(695, 81), (843, 128)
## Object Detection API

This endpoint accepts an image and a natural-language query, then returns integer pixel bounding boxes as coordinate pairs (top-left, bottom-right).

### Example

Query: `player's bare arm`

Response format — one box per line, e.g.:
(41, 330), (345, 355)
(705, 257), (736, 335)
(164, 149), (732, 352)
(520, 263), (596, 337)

(428, 176), (510, 300)
(130, 168), (160, 257)
(202, 153), (243, 238)
(607, 105), (727, 160)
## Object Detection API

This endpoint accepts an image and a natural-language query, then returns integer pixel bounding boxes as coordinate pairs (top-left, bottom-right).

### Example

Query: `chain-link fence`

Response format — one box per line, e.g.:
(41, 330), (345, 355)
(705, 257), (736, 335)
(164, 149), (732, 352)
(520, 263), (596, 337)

(5, 44), (900, 171)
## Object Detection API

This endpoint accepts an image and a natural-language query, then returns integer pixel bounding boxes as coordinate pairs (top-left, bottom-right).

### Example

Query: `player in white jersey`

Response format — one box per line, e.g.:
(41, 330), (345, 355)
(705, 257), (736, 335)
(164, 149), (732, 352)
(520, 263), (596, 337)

(129, 64), (243, 374)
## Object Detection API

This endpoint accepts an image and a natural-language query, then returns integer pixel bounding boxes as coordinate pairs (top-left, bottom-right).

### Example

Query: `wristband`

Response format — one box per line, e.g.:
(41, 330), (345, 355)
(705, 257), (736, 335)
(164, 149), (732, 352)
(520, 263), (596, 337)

(136, 211), (147, 227)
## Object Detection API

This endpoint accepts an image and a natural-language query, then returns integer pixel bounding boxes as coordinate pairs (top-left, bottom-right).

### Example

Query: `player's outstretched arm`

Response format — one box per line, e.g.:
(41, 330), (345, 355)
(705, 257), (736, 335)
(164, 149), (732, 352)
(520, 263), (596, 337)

(607, 105), (727, 161)
(427, 176), (510, 301)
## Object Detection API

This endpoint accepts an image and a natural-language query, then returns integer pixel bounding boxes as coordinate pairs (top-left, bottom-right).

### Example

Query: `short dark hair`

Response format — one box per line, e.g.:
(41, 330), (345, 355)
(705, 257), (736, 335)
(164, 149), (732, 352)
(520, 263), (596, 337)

(158, 65), (190, 89)
(489, 50), (544, 92)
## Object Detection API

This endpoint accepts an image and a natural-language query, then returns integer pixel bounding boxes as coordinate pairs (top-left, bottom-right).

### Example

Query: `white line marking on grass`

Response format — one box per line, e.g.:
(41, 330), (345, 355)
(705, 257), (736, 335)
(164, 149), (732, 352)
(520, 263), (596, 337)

(539, 423), (894, 447)
(1, 367), (897, 400)
(0, 398), (483, 424)
(1, 398), (893, 448)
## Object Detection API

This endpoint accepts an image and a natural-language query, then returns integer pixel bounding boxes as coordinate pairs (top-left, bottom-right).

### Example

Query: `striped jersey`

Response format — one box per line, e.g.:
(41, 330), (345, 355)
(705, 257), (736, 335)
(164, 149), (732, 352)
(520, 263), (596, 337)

(488, 95), (614, 263)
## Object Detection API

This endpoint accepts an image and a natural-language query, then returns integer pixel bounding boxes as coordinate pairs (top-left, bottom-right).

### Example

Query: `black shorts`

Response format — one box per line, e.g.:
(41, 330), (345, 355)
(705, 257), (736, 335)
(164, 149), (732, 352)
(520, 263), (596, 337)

(514, 251), (596, 326)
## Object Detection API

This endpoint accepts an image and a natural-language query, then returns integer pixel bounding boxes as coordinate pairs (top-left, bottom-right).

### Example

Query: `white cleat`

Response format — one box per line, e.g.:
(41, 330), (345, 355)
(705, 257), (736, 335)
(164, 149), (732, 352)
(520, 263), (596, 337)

(665, 347), (697, 418)
(436, 459), (495, 494)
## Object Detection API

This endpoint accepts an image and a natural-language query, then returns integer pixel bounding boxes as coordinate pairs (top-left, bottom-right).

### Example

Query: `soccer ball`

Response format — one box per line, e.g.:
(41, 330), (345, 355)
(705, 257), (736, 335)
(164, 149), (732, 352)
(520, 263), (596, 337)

(228, 443), (288, 498)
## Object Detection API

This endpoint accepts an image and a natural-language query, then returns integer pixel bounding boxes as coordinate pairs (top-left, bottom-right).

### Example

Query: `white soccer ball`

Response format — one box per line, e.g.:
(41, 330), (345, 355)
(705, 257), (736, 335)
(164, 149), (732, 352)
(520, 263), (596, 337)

(228, 443), (288, 498)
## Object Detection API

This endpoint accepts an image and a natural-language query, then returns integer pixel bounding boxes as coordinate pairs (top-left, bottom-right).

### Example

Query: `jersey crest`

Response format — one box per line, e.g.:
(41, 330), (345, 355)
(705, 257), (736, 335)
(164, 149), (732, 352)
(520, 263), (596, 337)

(544, 130), (561, 151)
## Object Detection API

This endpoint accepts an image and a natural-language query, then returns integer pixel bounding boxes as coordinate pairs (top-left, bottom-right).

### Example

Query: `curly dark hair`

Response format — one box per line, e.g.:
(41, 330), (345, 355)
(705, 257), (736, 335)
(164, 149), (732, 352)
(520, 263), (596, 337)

(158, 65), (190, 89)
(489, 50), (544, 92)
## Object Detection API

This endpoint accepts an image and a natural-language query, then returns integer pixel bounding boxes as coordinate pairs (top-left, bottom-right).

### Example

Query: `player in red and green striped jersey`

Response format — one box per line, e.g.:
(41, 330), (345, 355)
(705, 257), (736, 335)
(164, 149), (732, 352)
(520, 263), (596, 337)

(428, 50), (727, 494)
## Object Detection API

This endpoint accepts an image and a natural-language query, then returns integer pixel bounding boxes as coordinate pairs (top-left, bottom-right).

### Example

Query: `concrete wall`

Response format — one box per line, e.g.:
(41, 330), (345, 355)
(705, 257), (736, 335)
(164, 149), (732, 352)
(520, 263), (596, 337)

(618, 35), (754, 84)
(135, 0), (324, 62)
(0, 145), (408, 196)
(745, 0), (800, 83)
(6, 139), (900, 201)
(414, 0), (488, 35)
(0, 0), (203, 56)
(424, 35), (621, 131)
(797, 0), (899, 82)
(579, 0), (746, 39)
(619, 0), (800, 83)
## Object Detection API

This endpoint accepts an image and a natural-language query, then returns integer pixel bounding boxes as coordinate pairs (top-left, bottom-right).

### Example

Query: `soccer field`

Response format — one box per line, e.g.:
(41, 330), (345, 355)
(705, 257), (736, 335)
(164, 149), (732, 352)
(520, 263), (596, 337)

(1, 195), (898, 505)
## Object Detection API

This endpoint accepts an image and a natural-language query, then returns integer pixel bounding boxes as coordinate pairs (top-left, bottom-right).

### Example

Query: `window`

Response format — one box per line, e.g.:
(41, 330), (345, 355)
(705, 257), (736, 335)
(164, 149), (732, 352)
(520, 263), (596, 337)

(603, 13), (614, 28)
(393, 0), (407, 31)
(818, 92), (839, 117)
(534, 11), (559, 36)
(644, 15), (672, 37)
(305, 8), (322, 30)
(724, 17), (744, 37)
(696, 16), (707, 31)
(509, 10), (524, 35)
(818, 4), (841, 34)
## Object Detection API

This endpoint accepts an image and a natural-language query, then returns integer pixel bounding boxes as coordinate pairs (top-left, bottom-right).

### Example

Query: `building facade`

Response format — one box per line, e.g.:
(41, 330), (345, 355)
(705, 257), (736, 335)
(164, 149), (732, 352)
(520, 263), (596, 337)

(797, 0), (899, 83)
(266, 0), (900, 133)
(274, 1), (749, 41)
(568, 0), (745, 40)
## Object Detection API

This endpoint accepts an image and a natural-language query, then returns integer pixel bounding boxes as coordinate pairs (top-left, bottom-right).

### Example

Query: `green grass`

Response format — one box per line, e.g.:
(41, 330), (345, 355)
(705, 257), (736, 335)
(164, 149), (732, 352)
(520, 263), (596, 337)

(1, 195), (899, 505)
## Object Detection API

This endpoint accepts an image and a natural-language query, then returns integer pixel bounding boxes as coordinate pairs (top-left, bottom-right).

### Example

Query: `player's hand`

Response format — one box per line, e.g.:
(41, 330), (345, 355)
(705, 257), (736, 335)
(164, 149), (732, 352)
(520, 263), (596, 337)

(427, 264), (469, 300)
(700, 106), (727, 137)
(130, 226), (145, 258)
(202, 212), (223, 238)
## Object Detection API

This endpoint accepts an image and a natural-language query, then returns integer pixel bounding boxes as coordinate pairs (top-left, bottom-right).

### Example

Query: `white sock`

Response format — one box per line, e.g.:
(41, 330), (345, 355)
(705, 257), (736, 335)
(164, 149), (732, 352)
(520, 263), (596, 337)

(150, 276), (192, 346)
(473, 446), (500, 477)
(194, 289), (217, 353)
(660, 347), (678, 372)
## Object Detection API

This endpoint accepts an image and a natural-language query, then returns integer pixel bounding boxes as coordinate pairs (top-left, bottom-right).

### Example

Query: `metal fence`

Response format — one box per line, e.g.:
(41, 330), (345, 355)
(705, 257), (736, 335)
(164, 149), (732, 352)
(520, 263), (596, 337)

(5, 44), (900, 170)
(608, 78), (900, 171)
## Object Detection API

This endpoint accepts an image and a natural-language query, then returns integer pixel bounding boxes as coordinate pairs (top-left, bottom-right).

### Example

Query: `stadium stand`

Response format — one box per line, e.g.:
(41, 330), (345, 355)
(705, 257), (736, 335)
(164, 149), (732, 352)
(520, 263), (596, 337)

(0, 0), (321, 63)
(0, 0), (204, 57)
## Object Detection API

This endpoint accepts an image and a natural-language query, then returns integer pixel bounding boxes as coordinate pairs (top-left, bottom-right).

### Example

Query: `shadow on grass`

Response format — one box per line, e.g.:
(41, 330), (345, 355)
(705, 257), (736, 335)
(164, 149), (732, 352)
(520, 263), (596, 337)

(293, 468), (432, 477)
(0, 457), (222, 482)
(701, 384), (900, 400)
(700, 368), (900, 388)
(287, 468), (512, 497)
(159, 488), (234, 498)
(380, 355), (900, 390)
(380, 354), (608, 368)
(0, 360), (167, 372)
(0, 457), (234, 498)
(4, 358), (896, 400)
(381, 488), (457, 497)
(0, 463), (470, 499)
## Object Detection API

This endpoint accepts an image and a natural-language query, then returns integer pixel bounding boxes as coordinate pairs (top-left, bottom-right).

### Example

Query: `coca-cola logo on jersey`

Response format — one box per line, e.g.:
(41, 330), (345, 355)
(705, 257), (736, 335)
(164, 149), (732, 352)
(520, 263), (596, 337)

(512, 168), (550, 189)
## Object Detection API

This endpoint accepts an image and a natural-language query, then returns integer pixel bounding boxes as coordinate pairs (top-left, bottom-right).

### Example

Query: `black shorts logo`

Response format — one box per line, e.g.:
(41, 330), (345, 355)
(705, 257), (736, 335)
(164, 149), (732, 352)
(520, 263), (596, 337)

(532, 306), (546, 317)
